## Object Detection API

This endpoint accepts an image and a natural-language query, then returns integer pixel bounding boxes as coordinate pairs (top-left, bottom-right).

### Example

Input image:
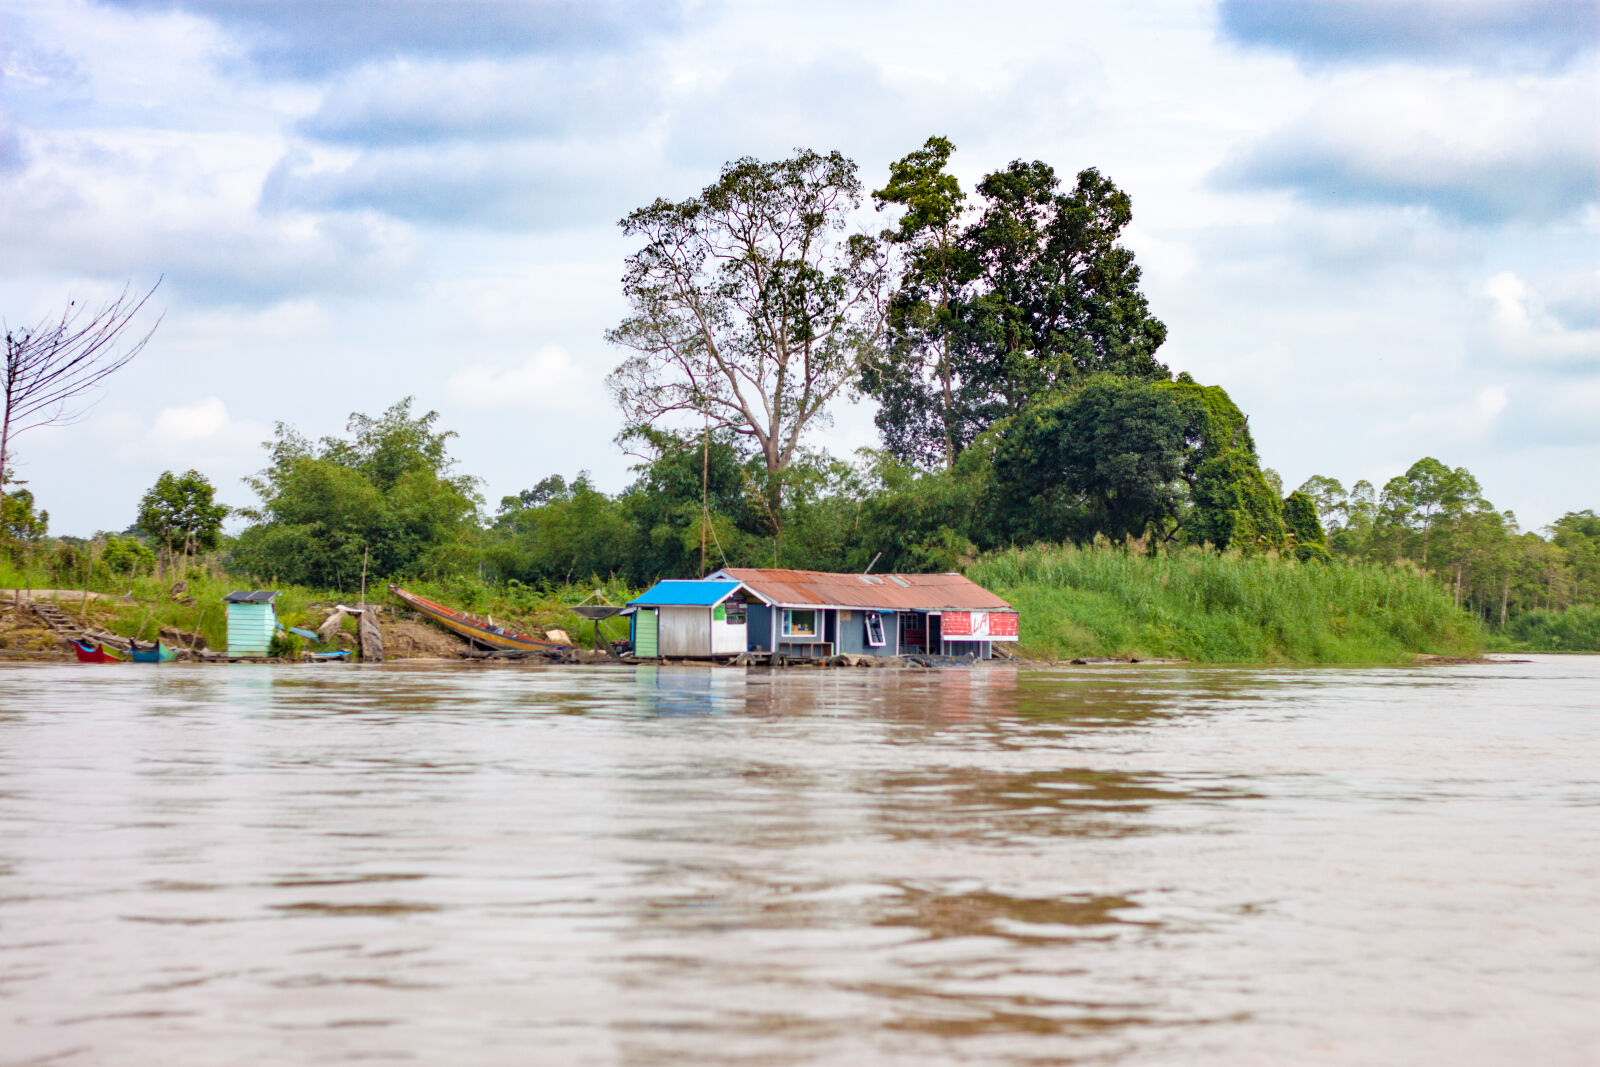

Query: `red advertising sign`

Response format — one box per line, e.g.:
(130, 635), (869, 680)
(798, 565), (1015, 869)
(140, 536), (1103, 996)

(942, 611), (972, 636)
(990, 612), (1019, 637)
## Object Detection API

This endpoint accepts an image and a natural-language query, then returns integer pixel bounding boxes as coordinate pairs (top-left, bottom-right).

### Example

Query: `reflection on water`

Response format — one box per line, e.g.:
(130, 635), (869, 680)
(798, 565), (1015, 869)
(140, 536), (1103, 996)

(1, 657), (1597, 1065)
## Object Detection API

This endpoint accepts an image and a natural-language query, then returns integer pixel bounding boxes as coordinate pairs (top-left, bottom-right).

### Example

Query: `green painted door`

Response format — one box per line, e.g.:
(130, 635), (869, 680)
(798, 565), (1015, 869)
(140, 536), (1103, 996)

(635, 609), (658, 658)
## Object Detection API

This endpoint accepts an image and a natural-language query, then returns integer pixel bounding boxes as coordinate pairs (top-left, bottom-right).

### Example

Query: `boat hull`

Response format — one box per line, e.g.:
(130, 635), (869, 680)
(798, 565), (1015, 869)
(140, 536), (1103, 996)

(73, 640), (126, 663)
(390, 585), (569, 653)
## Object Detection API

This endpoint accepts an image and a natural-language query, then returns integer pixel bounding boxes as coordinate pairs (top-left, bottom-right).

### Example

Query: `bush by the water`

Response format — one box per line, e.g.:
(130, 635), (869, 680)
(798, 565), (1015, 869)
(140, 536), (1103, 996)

(1491, 605), (1600, 652)
(966, 543), (1483, 663)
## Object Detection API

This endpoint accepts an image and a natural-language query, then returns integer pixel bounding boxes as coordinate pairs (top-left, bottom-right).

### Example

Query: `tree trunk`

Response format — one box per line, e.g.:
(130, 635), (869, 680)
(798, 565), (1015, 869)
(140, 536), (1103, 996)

(939, 329), (955, 470)
(358, 610), (383, 663)
(0, 403), (11, 526)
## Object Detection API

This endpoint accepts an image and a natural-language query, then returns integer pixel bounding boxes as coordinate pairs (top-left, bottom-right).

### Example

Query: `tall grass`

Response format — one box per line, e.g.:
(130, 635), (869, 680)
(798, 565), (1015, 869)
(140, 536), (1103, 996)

(966, 543), (1483, 663)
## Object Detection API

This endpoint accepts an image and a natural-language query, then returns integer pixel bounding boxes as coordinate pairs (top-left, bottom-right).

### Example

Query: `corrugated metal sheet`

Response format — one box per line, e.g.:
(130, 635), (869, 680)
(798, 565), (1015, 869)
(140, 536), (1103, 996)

(659, 606), (711, 656)
(715, 568), (1011, 612)
(223, 590), (279, 604)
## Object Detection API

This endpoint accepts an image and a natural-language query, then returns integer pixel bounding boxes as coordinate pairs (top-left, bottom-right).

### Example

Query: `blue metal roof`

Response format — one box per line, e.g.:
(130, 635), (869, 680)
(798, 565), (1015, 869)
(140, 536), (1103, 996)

(630, 580), (742, 608)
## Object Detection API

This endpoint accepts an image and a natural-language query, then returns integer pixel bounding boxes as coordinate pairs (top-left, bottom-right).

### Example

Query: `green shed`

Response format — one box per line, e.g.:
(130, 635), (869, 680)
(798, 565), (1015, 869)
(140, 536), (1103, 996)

(224, 590), (280, 657)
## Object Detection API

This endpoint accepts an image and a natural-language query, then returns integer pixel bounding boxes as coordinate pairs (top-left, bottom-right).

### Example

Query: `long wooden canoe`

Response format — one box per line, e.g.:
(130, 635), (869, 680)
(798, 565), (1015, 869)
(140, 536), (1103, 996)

(389, 585), (571, 653)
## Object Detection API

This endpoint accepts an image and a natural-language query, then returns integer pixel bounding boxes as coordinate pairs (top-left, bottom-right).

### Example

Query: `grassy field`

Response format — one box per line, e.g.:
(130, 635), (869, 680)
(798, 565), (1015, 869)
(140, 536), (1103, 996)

(966, 543), (1485, 664)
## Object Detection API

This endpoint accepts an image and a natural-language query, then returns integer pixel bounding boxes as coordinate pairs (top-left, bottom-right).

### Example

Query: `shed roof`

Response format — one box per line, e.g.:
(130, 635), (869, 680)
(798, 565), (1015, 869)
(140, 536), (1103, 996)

(223, 590), (279, 603)
(630, 580), (747, 608)
(711, 568), (1011, 612)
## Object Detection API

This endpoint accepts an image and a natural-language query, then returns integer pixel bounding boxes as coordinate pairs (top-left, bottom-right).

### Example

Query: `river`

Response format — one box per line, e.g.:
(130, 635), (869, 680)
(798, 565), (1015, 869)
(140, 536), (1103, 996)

(2, 656), (1596, 1065)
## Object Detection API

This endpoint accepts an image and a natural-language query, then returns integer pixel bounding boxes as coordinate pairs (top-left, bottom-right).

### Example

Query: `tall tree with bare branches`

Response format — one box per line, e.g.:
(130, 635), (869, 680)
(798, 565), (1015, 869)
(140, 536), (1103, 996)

(605, 149), (890, 515)
(1, 281), (162, 514)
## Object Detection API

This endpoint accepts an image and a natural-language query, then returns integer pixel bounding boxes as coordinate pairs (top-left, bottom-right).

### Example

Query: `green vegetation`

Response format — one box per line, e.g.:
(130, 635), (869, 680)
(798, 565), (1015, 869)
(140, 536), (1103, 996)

(232, 399), (480, 588)
(1297, 466), (1600, 650)
(968, 543), (1483, 663)
(1488, 605), (1600, 653)
(3, 138), (1594, 661)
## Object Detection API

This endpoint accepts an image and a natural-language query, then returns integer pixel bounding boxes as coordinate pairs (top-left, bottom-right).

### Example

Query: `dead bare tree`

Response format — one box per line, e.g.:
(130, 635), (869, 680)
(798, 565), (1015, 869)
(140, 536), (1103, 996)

(1, 280), (162, 513)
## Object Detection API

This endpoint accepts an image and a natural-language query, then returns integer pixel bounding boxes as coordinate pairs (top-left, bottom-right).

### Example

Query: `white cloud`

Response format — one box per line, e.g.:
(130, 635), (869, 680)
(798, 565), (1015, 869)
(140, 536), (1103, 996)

(1479, 269), (1600, 369)
(1375, 385), (1510, 445)
(1216, 71), (1598, 223)
(446, 346), (596, 411)
(151, 396), (229, 444)
(89, 395), (269, 465)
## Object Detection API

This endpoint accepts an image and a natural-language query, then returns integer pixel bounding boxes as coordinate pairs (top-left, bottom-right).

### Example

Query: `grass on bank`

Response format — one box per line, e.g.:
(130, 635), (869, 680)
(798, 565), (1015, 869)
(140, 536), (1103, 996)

(0, 558), (636, 653)
(966, 543), (1485, 664)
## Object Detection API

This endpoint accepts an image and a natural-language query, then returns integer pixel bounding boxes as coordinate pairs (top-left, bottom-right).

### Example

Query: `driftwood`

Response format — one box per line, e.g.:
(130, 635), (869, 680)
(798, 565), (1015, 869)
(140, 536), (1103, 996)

(358, 611), (384, 663)
(317, 608), (346, 645)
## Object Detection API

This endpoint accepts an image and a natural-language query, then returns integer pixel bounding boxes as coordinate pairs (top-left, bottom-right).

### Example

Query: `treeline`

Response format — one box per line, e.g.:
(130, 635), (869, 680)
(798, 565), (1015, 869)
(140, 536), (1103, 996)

(2, 136), (1595, 655)
(1297, 461), (1600, 649)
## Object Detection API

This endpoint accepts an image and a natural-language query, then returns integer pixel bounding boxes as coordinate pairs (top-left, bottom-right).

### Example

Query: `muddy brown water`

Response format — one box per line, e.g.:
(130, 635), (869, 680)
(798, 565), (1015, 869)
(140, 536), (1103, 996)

(3, 656), (1596, 1065)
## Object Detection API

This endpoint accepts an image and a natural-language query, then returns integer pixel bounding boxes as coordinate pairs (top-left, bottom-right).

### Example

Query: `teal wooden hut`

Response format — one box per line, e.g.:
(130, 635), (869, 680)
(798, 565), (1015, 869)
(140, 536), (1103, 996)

(224, 590), (280, 657)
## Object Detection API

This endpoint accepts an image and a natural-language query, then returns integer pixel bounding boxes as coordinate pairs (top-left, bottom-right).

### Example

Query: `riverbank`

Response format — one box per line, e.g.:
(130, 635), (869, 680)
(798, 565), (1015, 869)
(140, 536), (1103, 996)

(2, 550), (1491, 665)
(966, 544), (1484, 664)
(0, 574), (633, 661)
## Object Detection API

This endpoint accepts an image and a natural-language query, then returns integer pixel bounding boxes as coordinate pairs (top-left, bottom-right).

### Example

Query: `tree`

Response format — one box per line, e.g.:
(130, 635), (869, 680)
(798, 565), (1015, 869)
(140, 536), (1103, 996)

(606, 149), (891, 514)
(991, 375), (1198, 543)
(1162, 374), (1283, 552)
(1282, 490), (1330, 563)
(1379, 458), (1486, 565)
(2, 282), (161, 515)
(233, 399), (481, 588)
(864, 153), (1169, 464)
(1296, 475), (1348, 530)
(1548, 510), (1600, 606)
(484, 473), (634, 588)
(864, 136), (971, 468)
(1, 487), (48, 562)
(137, 469), (229, 577)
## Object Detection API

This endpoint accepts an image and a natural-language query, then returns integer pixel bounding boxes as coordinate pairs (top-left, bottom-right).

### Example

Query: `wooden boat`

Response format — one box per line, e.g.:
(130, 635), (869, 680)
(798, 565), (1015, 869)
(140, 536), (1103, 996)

(129, 641), (176, 663)
(389, 585), (571, 653)
(72, 640), (128, 663)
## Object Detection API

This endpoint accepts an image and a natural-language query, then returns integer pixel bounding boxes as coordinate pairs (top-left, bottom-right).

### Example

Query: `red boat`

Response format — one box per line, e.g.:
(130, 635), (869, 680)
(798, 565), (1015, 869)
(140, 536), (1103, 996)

(72, 640), (128, 663)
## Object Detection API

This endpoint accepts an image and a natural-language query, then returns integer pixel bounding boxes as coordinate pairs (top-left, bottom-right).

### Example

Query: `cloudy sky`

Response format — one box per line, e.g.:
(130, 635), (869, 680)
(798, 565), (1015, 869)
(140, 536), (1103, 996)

(2, 0), (1595, 536)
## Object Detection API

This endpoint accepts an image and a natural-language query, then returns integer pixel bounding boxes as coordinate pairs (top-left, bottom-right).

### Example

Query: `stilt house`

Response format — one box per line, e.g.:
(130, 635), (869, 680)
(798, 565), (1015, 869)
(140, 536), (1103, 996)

(627, 569), (1017, 660)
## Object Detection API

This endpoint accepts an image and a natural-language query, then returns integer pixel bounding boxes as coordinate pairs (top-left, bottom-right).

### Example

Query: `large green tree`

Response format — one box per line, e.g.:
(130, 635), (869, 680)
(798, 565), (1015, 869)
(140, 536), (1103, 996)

(863, 136), (971, 469)
(233, 399), (481, 588)
(1378, 457), (1488, 566)
(990, 375), (1197, 543)
(606, 148), (891, 514)
(137, 469), (228, 576)
(864, 148), (1169, 465)
(1164, 374), (1284, 551)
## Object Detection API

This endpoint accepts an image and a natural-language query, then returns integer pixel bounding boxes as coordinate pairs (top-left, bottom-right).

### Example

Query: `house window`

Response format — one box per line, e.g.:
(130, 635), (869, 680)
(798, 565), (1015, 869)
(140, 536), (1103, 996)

(865, 612), (886, 647)
(725, 604), (746, 626)
(782, 609), (817, 637)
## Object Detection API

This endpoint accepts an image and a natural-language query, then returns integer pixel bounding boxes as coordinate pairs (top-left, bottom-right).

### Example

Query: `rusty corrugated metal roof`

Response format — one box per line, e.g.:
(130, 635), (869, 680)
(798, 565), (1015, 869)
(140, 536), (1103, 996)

(716, 568), (1012, 612)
